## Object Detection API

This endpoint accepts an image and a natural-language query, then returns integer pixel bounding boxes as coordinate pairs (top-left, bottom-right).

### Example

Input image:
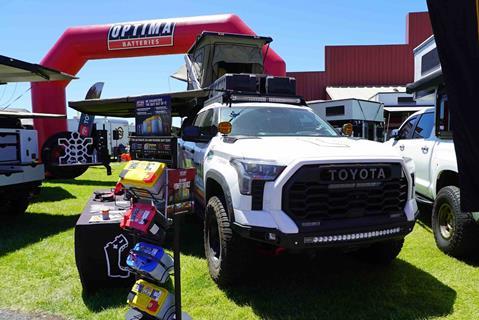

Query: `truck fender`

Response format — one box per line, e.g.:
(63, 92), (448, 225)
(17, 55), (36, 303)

(205, 169), (235, 222)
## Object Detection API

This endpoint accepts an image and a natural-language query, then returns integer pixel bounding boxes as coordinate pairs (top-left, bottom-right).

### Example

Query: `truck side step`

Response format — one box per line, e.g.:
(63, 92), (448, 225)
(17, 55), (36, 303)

(415, 193), (434, 205)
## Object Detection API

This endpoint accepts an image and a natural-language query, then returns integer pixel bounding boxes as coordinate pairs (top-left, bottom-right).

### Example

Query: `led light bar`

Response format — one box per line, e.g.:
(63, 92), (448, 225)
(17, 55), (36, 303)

(304, 227), (401, 244)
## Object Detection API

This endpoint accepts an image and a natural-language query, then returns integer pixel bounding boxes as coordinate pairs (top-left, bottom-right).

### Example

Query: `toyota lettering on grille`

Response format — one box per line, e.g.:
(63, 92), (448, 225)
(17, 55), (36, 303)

(322, 167), (389, 182)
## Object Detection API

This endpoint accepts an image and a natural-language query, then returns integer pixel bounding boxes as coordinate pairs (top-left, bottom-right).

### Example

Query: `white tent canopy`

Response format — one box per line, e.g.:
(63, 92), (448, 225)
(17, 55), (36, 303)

(326, 86), (406, 101)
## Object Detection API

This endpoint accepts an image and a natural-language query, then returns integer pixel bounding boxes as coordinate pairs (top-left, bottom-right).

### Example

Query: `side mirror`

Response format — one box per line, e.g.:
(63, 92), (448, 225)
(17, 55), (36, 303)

(390, 129), (400, 140)
(181, 126), (201, 142)
(341, 123), (353, 137)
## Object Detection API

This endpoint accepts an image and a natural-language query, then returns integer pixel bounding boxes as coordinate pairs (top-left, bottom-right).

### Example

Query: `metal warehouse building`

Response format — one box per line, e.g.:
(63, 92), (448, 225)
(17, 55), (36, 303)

(287, 12), (433, 101)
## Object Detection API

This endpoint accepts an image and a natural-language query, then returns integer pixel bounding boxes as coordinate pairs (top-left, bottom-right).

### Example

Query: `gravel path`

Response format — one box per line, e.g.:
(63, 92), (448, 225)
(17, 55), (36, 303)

(0, 310), (65, 320)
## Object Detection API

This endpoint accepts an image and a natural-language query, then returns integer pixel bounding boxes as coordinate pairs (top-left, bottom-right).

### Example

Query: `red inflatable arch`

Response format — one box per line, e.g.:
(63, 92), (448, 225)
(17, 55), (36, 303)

(31, 14), (286, 149)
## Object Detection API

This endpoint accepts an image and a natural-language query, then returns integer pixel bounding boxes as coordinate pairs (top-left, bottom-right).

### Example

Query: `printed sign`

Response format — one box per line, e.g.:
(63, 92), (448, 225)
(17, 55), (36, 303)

(135, 95), (172, 136)
(108, 21), (175, 50)
(103, 234), (131, 278)
(78, 113), (95, 137)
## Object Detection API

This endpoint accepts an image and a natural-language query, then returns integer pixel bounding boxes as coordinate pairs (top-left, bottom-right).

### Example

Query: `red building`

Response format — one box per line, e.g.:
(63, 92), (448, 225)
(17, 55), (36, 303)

(287, 12), (433, 101)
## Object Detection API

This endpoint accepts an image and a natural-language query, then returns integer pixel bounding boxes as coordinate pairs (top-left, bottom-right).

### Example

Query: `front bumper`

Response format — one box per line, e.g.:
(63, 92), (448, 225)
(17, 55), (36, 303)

(232, 219), (415, 250)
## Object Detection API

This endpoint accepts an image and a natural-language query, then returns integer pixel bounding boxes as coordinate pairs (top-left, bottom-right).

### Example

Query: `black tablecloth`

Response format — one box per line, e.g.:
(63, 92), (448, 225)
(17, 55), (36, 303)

(74, 190), (135, 293)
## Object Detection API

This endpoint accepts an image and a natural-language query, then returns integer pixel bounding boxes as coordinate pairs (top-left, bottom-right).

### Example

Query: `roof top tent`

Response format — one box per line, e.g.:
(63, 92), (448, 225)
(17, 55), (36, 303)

(407, 36), (450, 138)
(307, 98), (384, 141)
(183, 32), (272, 90)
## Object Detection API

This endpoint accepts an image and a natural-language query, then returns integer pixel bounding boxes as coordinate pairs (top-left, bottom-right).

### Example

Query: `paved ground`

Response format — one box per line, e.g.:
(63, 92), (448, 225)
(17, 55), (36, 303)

(0, 310), (65, 320)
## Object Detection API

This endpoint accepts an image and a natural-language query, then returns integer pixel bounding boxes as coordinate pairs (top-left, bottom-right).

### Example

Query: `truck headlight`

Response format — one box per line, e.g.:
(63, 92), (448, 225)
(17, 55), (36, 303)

(231, 159), (285, 195)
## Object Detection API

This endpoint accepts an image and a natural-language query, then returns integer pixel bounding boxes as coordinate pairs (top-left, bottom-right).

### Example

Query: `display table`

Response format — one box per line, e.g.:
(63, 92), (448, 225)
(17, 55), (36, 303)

(74, 190), (135, 293)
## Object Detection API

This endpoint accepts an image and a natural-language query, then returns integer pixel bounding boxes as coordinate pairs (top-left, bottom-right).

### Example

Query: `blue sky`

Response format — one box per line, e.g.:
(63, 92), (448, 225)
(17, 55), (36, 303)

(1, 0), (428, 117)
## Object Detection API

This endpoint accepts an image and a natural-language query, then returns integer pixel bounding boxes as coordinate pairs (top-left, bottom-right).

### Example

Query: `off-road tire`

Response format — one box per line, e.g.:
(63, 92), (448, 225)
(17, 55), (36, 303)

(354, 239), (404, 265)
(204, 196), (250, 286)
(432, 186), (479, 257)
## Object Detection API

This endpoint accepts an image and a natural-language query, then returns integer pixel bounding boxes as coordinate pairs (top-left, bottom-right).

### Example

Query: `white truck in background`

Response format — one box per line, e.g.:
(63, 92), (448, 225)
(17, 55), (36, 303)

(386, 106), (479, 257)
(387, 35), (479, 257)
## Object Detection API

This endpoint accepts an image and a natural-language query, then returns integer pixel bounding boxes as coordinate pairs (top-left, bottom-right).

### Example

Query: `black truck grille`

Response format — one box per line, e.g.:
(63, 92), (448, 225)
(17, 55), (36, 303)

(282, 163), (408, 223)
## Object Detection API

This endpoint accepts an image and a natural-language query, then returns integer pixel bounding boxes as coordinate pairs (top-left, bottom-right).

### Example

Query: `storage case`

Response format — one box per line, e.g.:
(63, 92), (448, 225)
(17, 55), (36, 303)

(119, 161), (167, 197)
(126, 242), (174, 284)
(127, 279), (175, 320)
(120, 202), (169, 238)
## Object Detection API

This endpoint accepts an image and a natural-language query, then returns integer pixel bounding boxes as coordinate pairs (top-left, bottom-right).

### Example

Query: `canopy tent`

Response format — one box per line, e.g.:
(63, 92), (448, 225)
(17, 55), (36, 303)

(186, 32), (272, 89)
(0, 55), (75, 84)
(326, 86), (406, 101)
(68, 89), (209, 118)
(383, 106), (428, 113)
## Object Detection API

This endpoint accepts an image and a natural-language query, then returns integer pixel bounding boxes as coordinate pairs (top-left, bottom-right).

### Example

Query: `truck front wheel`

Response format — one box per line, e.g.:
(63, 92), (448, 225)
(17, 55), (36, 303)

(204, 196), (250, 286)
(432, 186), (479, 257)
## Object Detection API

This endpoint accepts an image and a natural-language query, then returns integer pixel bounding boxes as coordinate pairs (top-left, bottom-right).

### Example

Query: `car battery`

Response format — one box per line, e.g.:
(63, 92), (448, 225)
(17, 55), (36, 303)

(127, 279), (175, 320)
(119, 160), (167, 198)
(126, 242), (174, 284)
(120, 202), (170, 239)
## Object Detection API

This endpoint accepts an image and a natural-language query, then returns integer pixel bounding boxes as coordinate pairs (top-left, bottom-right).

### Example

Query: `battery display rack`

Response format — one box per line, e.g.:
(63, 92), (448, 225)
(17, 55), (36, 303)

(119, 159), (195, 320)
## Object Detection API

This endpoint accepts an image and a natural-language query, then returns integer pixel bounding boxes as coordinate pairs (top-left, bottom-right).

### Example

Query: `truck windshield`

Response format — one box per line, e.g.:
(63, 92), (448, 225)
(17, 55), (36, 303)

(219, 106), (338, 137)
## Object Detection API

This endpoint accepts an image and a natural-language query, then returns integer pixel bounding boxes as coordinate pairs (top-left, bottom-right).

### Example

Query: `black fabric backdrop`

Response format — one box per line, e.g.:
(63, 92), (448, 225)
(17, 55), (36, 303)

(427, 0), (479, 211)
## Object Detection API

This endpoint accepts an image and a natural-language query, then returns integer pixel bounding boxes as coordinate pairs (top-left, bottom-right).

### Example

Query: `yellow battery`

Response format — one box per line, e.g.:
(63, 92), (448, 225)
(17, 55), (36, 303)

(119, 160), (166, 196)
(127, 279), (175, 319)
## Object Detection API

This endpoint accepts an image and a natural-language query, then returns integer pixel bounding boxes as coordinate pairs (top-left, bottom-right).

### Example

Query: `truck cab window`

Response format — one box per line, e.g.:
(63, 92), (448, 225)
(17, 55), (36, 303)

(413, 113), (434, 139)
(194, 109), (217, 138)
(398, 115), (418, 139)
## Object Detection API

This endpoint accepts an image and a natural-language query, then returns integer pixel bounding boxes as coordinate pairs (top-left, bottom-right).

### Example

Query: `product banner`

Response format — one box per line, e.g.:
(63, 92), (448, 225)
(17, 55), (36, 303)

(135, 95), (172, 136)
(77, 113), (95, 137)
(427, 0), (479, 210)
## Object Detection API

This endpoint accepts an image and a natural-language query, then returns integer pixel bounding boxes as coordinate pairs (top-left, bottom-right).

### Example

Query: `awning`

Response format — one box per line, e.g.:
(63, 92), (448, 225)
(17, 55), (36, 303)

(384, 106), (431, 112)
(68, 89), (209, 118)
(406, 69), (443, 93)
(326, 86), (406, 100)
(0, 55), (76, 84)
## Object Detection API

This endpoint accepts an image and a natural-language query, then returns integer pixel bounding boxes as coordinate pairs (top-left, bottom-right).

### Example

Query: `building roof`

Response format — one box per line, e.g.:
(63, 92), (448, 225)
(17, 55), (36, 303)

(326, 86), (406, 100)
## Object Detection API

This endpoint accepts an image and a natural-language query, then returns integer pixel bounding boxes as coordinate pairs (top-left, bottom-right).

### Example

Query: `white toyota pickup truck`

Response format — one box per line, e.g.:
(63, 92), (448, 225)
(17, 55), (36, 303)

(179, 85), (417, 285)
(387, 106), (479, 257)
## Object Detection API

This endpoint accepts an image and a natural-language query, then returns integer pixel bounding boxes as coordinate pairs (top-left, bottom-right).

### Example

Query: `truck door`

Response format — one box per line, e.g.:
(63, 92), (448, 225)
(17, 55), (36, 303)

(408, 112), (436, 196)
(179, 109), (217, 205)
(392, 114), (419, 158)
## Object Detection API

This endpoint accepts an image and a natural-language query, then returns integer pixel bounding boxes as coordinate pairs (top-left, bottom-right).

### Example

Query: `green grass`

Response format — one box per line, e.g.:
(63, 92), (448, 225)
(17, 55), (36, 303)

(0, 163), (478, 319)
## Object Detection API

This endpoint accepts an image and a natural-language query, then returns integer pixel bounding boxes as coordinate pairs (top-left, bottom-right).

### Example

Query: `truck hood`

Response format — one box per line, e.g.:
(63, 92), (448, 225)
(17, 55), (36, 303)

(224, 136), (402, 165)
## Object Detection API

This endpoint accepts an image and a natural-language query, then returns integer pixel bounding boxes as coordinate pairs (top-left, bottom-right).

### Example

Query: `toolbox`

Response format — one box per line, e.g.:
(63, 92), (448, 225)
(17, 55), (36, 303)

(126, 242), (174, 284)
(127, 279), (175, 320)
